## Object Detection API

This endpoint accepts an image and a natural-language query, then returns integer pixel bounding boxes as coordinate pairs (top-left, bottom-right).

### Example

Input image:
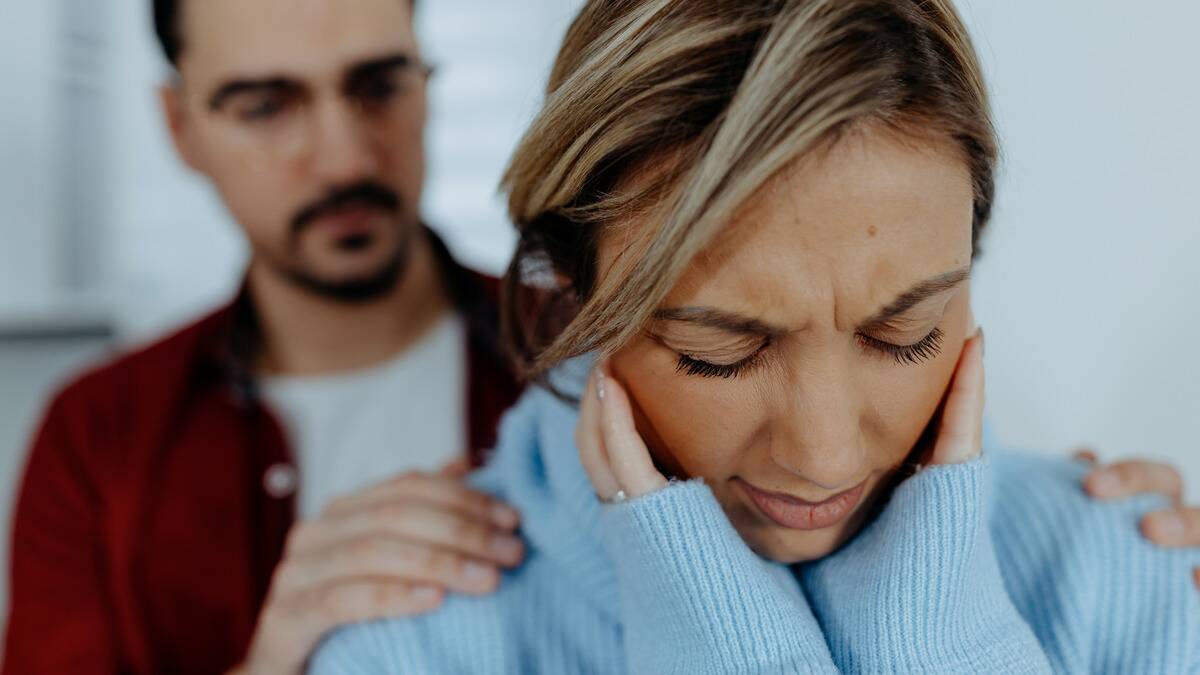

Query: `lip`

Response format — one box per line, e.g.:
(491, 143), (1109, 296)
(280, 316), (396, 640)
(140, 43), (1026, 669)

(313, 203), (381, 237)
(736, 478), (867, 531)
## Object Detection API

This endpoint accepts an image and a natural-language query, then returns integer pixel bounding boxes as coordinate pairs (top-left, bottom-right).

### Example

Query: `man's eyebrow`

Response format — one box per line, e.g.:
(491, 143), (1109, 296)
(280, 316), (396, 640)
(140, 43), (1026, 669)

(651, 267), (971, 336)
(208, 77), (299, 111)
(344, 53), (418, 84)
(860, 266), (972, 329)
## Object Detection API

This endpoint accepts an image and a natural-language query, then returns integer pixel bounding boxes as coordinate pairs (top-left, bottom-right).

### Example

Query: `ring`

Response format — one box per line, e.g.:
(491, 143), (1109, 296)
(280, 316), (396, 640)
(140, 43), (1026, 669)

(607, 489), (627, 505)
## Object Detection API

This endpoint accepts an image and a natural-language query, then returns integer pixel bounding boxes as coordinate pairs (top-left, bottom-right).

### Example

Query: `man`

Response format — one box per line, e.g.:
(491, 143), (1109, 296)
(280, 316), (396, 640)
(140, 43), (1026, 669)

(5, 1), (1198, 674)
(4, 1), (524, 673)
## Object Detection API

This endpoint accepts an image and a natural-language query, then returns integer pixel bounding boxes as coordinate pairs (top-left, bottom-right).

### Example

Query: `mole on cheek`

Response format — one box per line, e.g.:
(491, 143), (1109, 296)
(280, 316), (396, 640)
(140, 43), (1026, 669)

(867, 225), (879, 238)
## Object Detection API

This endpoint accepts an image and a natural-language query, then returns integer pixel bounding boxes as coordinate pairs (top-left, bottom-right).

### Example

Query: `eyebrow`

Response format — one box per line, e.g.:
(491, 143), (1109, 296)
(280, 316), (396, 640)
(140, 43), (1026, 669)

(344, 53), (418, 86)
(207, 52), (418, 111)
(652, 266), (972, 336)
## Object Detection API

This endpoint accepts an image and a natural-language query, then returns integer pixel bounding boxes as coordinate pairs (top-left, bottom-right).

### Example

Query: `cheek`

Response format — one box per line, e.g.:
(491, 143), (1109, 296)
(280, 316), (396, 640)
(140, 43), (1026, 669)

(612, 340), (766, 482)
(195, 139), (298, 247)
(863, 357), (956, 465)
(864, 298), (972, 464)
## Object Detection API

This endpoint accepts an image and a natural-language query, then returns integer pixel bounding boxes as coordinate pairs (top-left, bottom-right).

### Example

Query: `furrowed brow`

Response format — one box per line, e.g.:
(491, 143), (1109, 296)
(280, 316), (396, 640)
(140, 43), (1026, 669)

(859, 267), (972, 329)
(651, 307), (787, 337)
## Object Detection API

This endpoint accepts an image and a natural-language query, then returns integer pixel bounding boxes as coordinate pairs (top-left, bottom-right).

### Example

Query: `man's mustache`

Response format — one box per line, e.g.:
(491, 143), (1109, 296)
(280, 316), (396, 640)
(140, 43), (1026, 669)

(291, 183), (401, 235)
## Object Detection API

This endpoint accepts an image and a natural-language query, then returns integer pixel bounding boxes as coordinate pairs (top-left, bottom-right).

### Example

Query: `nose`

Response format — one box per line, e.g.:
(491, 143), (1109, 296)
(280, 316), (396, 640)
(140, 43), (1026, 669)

(306, 98), (383, 186)
(769, 354), (867, 491)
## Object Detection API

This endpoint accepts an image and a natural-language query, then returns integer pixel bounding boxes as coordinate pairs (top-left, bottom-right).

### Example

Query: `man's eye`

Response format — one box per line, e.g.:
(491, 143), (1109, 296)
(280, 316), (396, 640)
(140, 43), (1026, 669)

(236, 96), (289, 121)
(351, 76), (402, 106)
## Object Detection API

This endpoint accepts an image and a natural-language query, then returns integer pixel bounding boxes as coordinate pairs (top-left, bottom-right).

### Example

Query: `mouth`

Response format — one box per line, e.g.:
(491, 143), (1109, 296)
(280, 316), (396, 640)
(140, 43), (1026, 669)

(735, 477), (867, 531)
(311, 202), (386, 238)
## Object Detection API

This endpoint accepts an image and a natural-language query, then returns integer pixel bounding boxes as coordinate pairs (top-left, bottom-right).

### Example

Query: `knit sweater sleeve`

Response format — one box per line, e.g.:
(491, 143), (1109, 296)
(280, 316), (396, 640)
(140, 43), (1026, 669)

(599, 481), (838, 675)
(799, 457), (1052, 674)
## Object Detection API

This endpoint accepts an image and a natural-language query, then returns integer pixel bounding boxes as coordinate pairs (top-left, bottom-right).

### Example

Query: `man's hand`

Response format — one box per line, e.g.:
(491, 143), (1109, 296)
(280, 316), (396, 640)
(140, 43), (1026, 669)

(233, 468), (523, 675)
(1077, 449), (1200, 590)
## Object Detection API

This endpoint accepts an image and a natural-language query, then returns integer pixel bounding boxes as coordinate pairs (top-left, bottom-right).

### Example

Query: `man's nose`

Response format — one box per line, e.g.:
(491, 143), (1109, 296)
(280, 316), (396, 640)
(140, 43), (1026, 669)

(306, 99), (383, 185)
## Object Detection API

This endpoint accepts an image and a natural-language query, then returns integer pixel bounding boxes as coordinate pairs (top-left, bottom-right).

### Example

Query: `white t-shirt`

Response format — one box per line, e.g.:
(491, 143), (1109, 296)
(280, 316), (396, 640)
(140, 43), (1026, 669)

(261, 313), (467, 520)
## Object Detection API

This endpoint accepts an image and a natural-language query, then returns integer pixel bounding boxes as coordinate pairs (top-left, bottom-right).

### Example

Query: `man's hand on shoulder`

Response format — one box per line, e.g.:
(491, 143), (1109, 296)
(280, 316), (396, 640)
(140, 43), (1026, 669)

(1076, 449), (1199, 590)
(233, 464), (523, 675)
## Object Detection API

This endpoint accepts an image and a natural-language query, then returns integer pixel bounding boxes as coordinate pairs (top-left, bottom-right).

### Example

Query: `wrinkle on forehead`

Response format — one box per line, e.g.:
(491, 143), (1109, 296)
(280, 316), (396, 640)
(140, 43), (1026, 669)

(663, 127), (974, 334)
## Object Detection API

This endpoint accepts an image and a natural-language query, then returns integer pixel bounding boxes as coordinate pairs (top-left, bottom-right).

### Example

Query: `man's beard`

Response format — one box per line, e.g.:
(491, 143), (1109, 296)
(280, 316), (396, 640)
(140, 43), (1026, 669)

(270, 181), (415, 303)
(275, 239), (410, 303)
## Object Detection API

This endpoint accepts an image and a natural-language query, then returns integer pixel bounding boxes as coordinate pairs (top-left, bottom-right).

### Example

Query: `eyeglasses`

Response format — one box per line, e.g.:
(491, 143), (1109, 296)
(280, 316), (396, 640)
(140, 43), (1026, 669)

(193, 56), (434, 166)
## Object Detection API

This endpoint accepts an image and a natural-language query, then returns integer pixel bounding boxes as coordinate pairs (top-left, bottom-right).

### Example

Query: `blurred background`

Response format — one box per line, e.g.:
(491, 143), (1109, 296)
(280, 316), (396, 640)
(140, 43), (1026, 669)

(1, 0), (1197, 656)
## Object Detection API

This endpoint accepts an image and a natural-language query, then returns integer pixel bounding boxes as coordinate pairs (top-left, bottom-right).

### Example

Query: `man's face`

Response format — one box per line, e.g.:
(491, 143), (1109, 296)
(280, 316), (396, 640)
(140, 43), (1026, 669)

(163, 0), (426, 300)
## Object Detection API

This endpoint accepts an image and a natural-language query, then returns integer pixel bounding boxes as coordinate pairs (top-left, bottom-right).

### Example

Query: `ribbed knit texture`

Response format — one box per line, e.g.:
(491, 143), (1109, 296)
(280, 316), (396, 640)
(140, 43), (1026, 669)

(310, 380), (1200, 674)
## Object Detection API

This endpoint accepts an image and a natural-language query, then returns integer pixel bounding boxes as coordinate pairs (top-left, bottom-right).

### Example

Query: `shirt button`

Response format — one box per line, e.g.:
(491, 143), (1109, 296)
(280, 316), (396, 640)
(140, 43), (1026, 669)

(263, 463), (298, 499)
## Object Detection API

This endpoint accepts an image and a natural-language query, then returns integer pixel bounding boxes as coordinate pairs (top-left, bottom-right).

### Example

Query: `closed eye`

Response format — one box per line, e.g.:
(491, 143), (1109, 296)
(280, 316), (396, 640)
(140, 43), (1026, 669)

(857, 327), (945, 365)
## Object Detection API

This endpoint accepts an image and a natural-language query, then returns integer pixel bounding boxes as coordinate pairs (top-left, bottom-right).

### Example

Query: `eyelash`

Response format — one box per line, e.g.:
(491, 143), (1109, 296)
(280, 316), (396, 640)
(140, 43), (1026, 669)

(857, 327), (945, 366)
(674, 327), (945, 379)
(676, 349), (765, 379)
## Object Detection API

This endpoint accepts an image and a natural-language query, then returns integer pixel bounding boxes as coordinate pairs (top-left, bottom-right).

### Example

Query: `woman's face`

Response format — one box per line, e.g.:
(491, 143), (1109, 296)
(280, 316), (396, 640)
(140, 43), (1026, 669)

(603, 128), (976, 563)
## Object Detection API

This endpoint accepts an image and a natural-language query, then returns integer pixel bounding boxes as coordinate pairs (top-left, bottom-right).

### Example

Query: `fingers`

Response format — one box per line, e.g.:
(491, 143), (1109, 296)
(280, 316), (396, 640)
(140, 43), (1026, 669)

(930, 328), (985, 465)
(439, 458), (473, 479)
(577, 365), (620, 501)
(1083, 460), (1184, 505)
(356, 503), (524, 565)
(290, 502), (524, 569)
(279, 535), (502, 596)
(1073, 448), (1099, 465)
(1139, 507), (1200, 548)
(288, 578), (445, 629)
(324, 472), (520, 530)
(595, 361), (667, 499)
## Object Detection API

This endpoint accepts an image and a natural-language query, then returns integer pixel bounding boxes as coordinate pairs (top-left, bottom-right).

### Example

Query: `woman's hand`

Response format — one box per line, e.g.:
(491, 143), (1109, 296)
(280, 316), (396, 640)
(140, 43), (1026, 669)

(1077, 450), (1200, 590)
(577, 360), (668, 503)
(926, 328), (987, 466)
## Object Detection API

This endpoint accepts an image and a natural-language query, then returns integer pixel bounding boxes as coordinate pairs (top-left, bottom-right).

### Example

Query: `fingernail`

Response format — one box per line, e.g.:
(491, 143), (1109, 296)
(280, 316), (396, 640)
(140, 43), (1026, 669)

(1151, 513), (1185, 539)
(411, 585), (440, 603)
(490, 535), (524, 562)
(462, 561), (495, 583)
(1090, 470), (1121, 494)
(491, 502), (520, 529)
(595, 366), (607, 401)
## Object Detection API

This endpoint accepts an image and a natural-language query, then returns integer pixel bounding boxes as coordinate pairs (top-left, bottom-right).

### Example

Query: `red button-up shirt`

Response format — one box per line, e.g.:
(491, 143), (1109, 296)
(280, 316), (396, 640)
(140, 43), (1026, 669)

(3, 239), (522, 675)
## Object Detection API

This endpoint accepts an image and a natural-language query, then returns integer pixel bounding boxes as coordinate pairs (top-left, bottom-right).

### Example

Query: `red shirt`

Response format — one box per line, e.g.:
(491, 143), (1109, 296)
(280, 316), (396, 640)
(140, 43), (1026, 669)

(3, 242), (522, 675)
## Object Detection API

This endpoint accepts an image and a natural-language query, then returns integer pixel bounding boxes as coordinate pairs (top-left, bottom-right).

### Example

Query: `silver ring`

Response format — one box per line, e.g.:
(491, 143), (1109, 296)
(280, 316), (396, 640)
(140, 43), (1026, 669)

(607, 489), (627, 505)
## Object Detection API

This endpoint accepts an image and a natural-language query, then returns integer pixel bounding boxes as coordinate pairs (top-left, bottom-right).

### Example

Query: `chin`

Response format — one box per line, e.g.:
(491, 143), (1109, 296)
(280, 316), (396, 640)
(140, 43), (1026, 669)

(741, 528), (850, 564)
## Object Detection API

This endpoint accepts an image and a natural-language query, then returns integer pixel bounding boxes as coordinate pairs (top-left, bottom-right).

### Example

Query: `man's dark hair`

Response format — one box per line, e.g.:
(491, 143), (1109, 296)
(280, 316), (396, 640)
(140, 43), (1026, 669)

(153, 0), (417, 66)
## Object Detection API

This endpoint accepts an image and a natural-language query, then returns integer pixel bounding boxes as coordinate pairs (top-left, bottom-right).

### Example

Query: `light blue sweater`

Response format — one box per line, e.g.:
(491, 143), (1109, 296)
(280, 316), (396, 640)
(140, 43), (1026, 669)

(311, 377), (1200, 674)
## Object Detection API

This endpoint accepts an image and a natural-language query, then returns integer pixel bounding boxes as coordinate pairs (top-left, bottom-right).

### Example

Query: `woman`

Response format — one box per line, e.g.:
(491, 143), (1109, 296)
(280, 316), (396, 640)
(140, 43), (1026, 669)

(312, 0), (1199, 672)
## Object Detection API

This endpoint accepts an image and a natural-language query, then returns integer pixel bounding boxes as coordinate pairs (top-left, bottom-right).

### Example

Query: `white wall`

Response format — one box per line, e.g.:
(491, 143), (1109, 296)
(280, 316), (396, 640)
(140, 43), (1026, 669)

(959, 0), (1200, 486)
(0, 3), (59, 308)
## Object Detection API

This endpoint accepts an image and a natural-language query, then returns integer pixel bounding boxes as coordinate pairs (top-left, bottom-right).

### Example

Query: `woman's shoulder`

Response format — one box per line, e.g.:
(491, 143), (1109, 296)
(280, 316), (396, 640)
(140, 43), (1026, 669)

(987, 447), (1190, 574)
(307, 553), (621, 675)
(308, 569), (527, 674)
(987, 448), (1200, 671)
(988, 448), (1172, 540)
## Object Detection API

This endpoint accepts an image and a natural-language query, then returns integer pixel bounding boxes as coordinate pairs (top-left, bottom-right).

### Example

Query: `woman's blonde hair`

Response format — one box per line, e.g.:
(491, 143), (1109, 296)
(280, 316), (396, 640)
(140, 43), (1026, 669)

(502, 0), (996, 382)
